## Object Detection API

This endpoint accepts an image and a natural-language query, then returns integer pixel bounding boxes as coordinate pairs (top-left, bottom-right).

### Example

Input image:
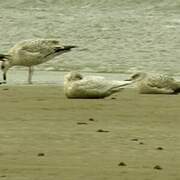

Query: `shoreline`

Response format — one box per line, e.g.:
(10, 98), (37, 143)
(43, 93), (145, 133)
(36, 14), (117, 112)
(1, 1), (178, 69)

(0, 68), (180, 86)
(0, 69), (131, 85)
(2, 69), (180, 86)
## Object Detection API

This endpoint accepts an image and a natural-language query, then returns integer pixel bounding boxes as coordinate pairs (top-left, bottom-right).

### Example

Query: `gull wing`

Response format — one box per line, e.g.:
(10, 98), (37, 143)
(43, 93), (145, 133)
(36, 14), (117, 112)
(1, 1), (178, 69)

(140, 86), (174, 94)
(73, 78), (131, 95)
(8, 39), (62, 59)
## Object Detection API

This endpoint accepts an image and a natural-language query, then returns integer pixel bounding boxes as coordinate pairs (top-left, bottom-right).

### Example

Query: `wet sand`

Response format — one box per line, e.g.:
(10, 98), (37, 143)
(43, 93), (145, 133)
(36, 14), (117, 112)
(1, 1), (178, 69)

(0, 85), (180, 180)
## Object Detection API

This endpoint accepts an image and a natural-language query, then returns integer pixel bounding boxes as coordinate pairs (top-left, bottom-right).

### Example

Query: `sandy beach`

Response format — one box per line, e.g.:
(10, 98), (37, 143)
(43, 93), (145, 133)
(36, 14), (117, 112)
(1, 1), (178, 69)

(0, 85), (179, 180)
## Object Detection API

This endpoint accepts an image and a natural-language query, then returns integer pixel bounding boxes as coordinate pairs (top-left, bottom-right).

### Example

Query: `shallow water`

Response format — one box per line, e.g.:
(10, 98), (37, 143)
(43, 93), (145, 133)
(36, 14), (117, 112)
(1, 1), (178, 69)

(0, 0), (180, 78)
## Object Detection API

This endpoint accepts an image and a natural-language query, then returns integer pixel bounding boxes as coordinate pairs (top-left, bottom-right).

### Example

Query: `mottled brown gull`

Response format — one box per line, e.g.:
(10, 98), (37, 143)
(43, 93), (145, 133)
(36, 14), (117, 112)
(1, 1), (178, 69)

(127, 72), (180, 94)
(0, 39), (76, 84)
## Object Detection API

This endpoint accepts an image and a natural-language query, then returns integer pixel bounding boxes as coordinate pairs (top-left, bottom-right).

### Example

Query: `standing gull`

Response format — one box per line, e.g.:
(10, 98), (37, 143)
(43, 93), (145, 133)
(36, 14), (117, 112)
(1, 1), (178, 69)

(64, 71), (132, 98)
(127, 72), (180, 94)
(0, 39), (76, 84)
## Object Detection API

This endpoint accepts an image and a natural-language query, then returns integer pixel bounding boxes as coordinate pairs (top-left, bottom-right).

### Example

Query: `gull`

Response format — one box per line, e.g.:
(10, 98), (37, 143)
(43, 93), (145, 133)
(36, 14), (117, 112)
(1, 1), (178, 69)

(64, 71), (132, 98)
(127, 72), (180, 94)
(0, 39), (76, 84)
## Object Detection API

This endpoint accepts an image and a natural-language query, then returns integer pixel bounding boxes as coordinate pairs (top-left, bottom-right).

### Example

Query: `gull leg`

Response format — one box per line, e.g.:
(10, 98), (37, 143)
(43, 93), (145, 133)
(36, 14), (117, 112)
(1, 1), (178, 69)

(28, 66), (33, 84)
(3, 72), (6, 83)
(0, 72), (7, 84)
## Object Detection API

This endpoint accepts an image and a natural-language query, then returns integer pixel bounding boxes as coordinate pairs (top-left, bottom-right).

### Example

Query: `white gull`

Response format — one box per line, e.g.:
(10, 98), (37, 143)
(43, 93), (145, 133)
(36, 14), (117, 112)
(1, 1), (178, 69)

(64, 71), (132, 98)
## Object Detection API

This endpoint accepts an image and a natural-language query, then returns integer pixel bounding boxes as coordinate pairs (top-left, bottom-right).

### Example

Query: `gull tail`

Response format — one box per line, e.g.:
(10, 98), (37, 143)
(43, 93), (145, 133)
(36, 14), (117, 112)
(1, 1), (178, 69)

(54, 45), (77, 53)
(0, 54), (10, 61)
(173, 82), (180, 94)
(106, 81), (132, 95)
(173, 88), (180, 94)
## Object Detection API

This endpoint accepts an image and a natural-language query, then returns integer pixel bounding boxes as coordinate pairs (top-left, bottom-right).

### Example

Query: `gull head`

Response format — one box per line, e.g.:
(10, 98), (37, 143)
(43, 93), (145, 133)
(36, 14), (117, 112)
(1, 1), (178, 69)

(127, 72), (147, 82)
(0, 54), (11, 72)
(64, 71), (83, 83)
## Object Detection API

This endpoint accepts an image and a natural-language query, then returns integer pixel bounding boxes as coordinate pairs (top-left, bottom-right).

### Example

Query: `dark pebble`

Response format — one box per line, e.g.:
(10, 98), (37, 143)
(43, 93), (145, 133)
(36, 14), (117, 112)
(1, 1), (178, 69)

(156, 147), (164, 150)
(118, 162), (127, 166)
(37, 98), (45, 101)
(111, 97), (116, 100)
(37, 153), (45, 157)
(89, 118), (95, 121)
(153, 165), (162, 170)
(3, 88), (8, 91)
(97, 129), (109, 133)
(139, 142), (144, 145)
(0, 175), (6, 178)
(131, 138), (139, 141)
(77, 122), (88, 125)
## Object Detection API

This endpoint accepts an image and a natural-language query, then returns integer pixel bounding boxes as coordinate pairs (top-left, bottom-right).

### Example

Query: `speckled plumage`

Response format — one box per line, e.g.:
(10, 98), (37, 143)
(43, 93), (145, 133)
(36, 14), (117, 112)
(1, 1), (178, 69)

(0, 39), (76, 83)
(129, 72), (180, 94)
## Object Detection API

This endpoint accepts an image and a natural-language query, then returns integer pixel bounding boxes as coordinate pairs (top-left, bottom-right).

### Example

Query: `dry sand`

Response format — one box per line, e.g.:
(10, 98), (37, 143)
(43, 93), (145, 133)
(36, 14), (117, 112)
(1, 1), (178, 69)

(0, 85), (180, 180)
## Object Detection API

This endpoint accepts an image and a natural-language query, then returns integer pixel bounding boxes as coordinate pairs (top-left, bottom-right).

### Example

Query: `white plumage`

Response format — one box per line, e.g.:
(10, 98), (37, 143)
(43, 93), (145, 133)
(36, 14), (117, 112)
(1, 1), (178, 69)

(128, 72), (180, 94)
(0, 39), (76, 84)
(64, 71), (132, 98)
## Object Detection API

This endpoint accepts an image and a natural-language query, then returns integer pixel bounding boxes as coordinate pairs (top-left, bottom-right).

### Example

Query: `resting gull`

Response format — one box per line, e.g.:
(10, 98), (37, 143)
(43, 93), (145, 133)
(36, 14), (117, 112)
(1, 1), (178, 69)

(64, 71), (132, 98)
(127, 72), (180, 94)
(0, 39), (76, 84)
